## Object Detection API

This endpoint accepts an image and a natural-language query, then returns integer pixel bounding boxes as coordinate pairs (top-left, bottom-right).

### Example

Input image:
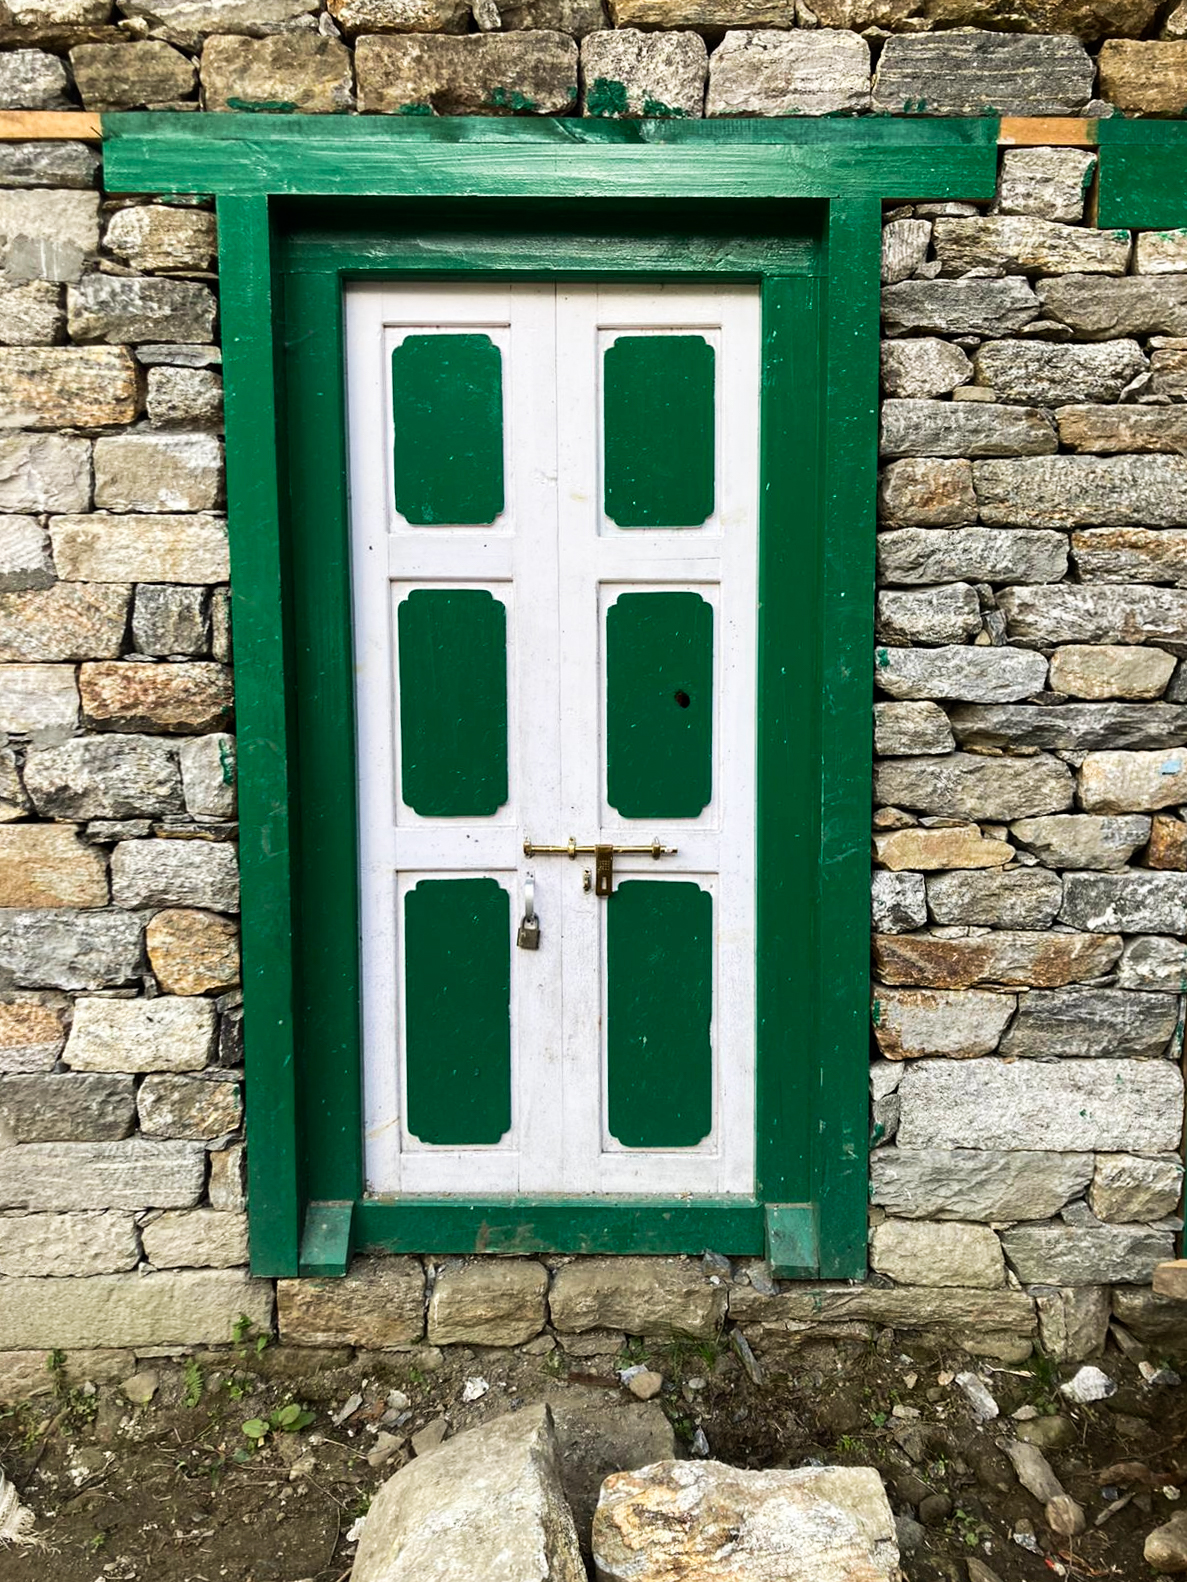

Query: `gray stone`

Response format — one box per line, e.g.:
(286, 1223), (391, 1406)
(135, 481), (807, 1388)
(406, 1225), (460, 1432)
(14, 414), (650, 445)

(66, 995), (216, 1073)
(0, 1138), (204, 1211)
(948, 703), (1187, 752)
(873, 700), (954, 756)
(1033, 1288), (1110, 1365)
(706, 28), (869, 117)
(51, 513), (228, 584)
(1061, 870), (1187, 934)
(1091, 1155), (1183, 1222)
(138, 1072), (241, 1138)
(111, 838), (239, 911)
(998, 584), (1187, 645)
(875, 645), (1047, 703)
(0, 658), (76, 734)
(876, 585), (981, 646)
(105, 206), (217, 274)
(872, 32), (1093, 117)
(0, 750), (27, 821)
(0, 582), (128, 662)
(881, 278), (1040, 338)
(142, 1207), (249, 1268)
(0, 1268), (272, 1348)
(1004, 1225), (1175, 1287)
(550, 1257), (725, 1339)
(277, 1256), (425, 1347)
(927, 868), (1063, 929)
(871, 986), (1015, 1060)
(0, 346), (139, 430)
(580, 29), (705, 118)
(1048, 645), (1175, 701)
(1112, 1287), (1187, 1357)
(973, 339), (1146, 406)
(146, 367), (223, 429)
(0, 516), (52, 591)
(201, 33), (355, 112)
(24, 735), (182, 819)
(881, 218), (931, 287)
(880, 337), (971, 399)
(0, 1211), (139, 1278)
(117, 0), (320, 48)
(0, 434), (91, 514)
(325, 0), (469, 34)
(208, 1142), (245, 1211)
(1079, 747), (1187, 813)
(1137, 230), (1187, 274)
(0, 909), (143, 991)
(871, 1219), (1004, 1289)
(70, 42), (196, 109)
(1152, 347), (1187, 399)
(502, 0), (605, 31)
(880, 399), (1055, 459)
(136, 345), (222, 368)
(93, 434), (223, 514)
(874, 930), (1118, 990)
(134, 585), (209, 657)
(934, 217), (1129, 279)
(1116, 935), (1187, 992)
(874, 753), (1072, 820)
(0, 1072), (135, 1141)
(1072, 527), (1187, 588)
(1002, 988), (1179, 1059)
(179, 733), (236, 819)
(871, 1148), (1091, 1223)
(996, 147), (1094, 223)
(353, 1406), (584, 1582)
(428, 1259), (548, 1345)
(871, 870), (927, 933)
(0, 141), (98, 190)
(0, 281), (64, 346)
(1057, 404), (1187, 454)
(1038, 274), (1187, 339)
(878, 458), (976, 526)
(0, 51), (71, 111)
(356, 32), (577, 115)
(877, 528), (1067, 588)
(69, 275), (216, 346)
(897, 1057), (1183, 1153)
(978, 455), (1187, 529)
(1010, 814), (1152, 872)
(9, 0), (111, 19)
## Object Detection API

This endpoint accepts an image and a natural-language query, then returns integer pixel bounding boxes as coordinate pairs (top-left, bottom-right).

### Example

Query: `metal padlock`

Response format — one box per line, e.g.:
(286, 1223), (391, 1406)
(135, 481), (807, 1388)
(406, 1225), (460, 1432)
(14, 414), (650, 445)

(517, 873), (540, 950)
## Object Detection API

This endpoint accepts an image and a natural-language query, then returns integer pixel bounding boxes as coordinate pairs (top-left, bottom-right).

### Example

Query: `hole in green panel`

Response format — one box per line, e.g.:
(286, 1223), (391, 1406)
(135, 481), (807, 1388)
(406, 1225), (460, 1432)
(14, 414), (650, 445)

(607, 879), (713, 1149)
(606, 591), (713, 819)
(391, 333), (505, 526)
(603, 334), (715, 528)
(398, 588), (508, 818)
(404, 877), (511, 1146)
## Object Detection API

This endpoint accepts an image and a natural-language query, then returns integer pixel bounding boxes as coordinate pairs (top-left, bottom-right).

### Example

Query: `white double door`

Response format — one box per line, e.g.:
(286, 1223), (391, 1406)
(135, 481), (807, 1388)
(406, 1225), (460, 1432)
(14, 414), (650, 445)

(346, 279), (759, 1199)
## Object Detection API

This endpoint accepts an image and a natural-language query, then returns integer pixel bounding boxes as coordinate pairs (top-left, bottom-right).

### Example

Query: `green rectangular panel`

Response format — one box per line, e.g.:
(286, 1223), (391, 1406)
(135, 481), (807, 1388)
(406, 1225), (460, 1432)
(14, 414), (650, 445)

(398, 587), (508, 818)
(607, 879), (712, 1149)
(603, 334), (714, 528)
(606, 590), (712, 818)
(404, 876), (511, 1146)
(391, 333), (504, 525)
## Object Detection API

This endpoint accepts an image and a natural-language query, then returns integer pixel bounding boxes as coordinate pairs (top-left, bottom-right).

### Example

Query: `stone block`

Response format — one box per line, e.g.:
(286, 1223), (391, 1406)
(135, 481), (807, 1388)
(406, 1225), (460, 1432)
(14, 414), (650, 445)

(882, 277), (1040, 338)
(0, 51), (71, 111)
(1001, 987), (1179, 1059)
(133, 585), (209, 657)
(1148, 814), (1187, 870)
(0, 516), (53, 591)
(873, 701), (954, 757)
(24, 735), (182, 820)
(356, 31), (577, 115)
(80, 660), (232, 735)
(180, 733), (236, 819)
(208, 1141), (245, 1211)
(996, 147), (1094, 223)
(1009, 815), (1146, 874)
(999, 583), (1187, 645)
(949, 703), (1187, 753)
(897, 1056), (1183, 1153)
(934, 216), (1129, 279)
(147, 908), (239, 995)
(878, 458), (975, 527)
(874, 752), (1072, 820)
(974, 339), (1145, 407)
(611, 0), (790, 20)
(871, 1148), (1090, 1223)
(117, 0), (320, 47)
(706, 28), (868, 117)
(1153, 346), (1187, 399)
(1137, 230), (1187, 274)
(0, 434), (91, 513)
(10, 0), (111, 19)
(926, 868), (1062, 929)
(0, 280), (65, 346)
(873, 930), (1120, 990)
(1048, 645), (1174, 701)
(1110, 1287), (1187, 1356)
(138, 1073), (241, 1138)
(50, 512), (228, 586)
(326, 0), (469, 33)
(1033, 1286), (1110, 1363)
(581, 30), (705, 118)
(0, 1347), (133, 1401)
(1098, 39), (1187, 114)
(1080, 749), (1187, 814)
(0, 190), (98, 288)
(0, 1211), (139, 1277)
(0, 582), (129, 663)
(146, 367), (223, 428)
(871, 1220), (1004, 1289)
(872, 32), (1093, 117)
(70, 42), (196, 109)
(1058, 405), (1187, 456)
(1073, 526), (1187, 588)
(0, 997), (68, 1073)
(93, 433), (223, 514)
(142, 1207), (249, 1268)
(875, 644), (1047, 704)
(1061, 869), (1187, 935)
(1117, 934), (1187, 992)
(0, 1268), (272, 1348)
(69, 275), (215, 346)
(871, 986), (1015, 1060)
(876, 585), (981, 646)
(428, 1258), (548, 1345)
(871, 870), (926, 933)
(1038, 274), (1187, 338)
(202, 33), (355, 113)
(0, 752), (27, 821)
(978, 455), (1187, 530)
(0, 824), (108, 909)
(881, 399), (1055, 459)
(1004, 1224), (1175, 1287)
(881, 217), (931, 287)
(277, 1256), (425, 1347)
(880, 337), (971, 399)
(66, 995), (215, 1073)
(550, 1257), (726, 1339)
(0, 908), (143, 991)
(873, 826), (1011, 872)
(1, 1069), (132, 1148)
(0, 1138), (204, 1210)
(1153, 1262), (1187, 1301)
(1091, 1155), (1183, 1222)
(0, 346), (138, 431)
(104, 204), (216, 273)
(0, 141), (99, 189)
(0, 664), (79, 739)
(877, 527), (1067, 588)
(111, 838), (239, 911)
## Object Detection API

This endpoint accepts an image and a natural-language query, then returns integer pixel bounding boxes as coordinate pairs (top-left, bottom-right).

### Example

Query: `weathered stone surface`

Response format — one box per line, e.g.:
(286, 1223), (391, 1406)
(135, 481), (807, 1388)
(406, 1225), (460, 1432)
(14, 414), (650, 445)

(0, 908), (143, 991)
(999, 584), (1187, 645)
(139, 1072), (241, 1138)
(0, 1210), (139, 1277)
(1111, 1287), (1187, 1356)
(881, 217), (931, 287)
(1010, 815), (1147, 874)
(882, 278), (1039, 338)
(179, 733), (236, 819)
(0, 823), (107, 908)
(428, 1259), (548, 1345)
(871, 1219), (1004, 1289)
(208, 1141), (245, 1211)
(0, 346), (138, 430)
(93, 433), (222, 514)
(978, 455), (1187, 530)
(1061, 870), (1187, 934)
(1080, 748), (1187, 813)
(878, 458), (975, 527)
(1049, 645), (1174, 701)
(277, 1256), (425, 1346)
(0, 1071), (134, 1142)
(611, 0), (792, 23)
(0, 1347), (134, 1400)
(880, 337), (971, 399)
(927, 868), (1062, 929)
(70, 42), (196, 108)
(1137, 230), (1187, 274)
(201, 33), (354, 112)
(118, 0), (320, 46)
(1148, 814), (1187, 870)
(326, 0), (468, 35)
(104, 205), (216, 275)
(80, 660), (232, 734)
(0, 515), (52, 591)
(550, 1257), (725, 1339)
(706, 28), (869, 117)
(871, 986), (1015, 1059)
(142, 1207), (249, 1268)
(147, 907), (239, 995)
(1117, 934), (1187, 992)
(0, 190), (98, 287)
(878, 527), (1067, 588)
(1039, 274), (1187, 339)
(730, 1281), (1036, 1356)
(503, 0), (605, 30)
(881, 399), (1055, 460)
(874, 753), (1072, 820)
(8, 0), (111, 20)
(0, 434), (91, 513)
(873, 931), (1120, 990)
(357, 32), (577, 115)
(146, 366), (223, 429)
(1057, 404), (1187, 454)
(1147, 347), (1187, 402)
(1091, 1155), (1183, 1222)
(0, 50), (71, 110)
(1002, 987), (1179, 1060)
(355, 1405), (585, 1582)
(0, 663), (78, 739)
(0, 1268), (272, 1348)
(0, 750), (27, 821)
(997, 147), (1094, 223)
(0, 141), (98, 190)
(0, 1138), (204, 1210)
(871, 870), (926, 933)
(814, 0), (1155, 33)
(1033, 1287), (1110, 1365)
(50, 512), (227, 585)
(1072, 527), (1187, 588)
(873, 32), (1093, 117)
(111, 838), (238, 911)
(1145, 1511), (1187, 1574)
(874, 826), (1011, 873)
(66, 995), (215, 1074)
(134, 585), (209, 657)
(0, 582), (128, 663)
(935, 217), (1129, 279)
(872, 1148), (1091, 1223)
(24, 735), (182, 820)
(948, 703), (1187, 752)
(876, 585), (981, 646)
(897, 1056), (1183, 1153)
(873, 700), (954, 757)
(69, 276), (215, 347)
(1098, 39), (1187, 115)
(593, 1461), (898, 1582)
(0, 280), (64, 346)
(1005, 1224), (1175, 1287)
(0, 997), (67, 1073)
(875, 645), (1046, 703)
(974, 339), (1146, 408)
(580, 29), (705, 118)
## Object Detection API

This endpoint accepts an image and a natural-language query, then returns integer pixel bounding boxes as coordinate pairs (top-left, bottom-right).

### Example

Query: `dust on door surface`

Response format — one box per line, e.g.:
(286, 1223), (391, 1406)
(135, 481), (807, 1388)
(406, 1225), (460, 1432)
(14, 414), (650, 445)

(346, 281), (760, 1200)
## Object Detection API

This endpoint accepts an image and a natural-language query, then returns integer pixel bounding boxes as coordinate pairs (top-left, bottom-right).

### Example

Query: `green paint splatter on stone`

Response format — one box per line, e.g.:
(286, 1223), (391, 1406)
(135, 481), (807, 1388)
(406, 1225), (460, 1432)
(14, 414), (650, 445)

(218, 738), (235, 788)
(642, 97), (688, 118)
(226, 98), (299, 113)
(398, 102), (434, 116)
(871, 999), (881, 1027)
(487, 86), (538, 112)
(875, 648), (889, 669)
(586, 77), (628, 118)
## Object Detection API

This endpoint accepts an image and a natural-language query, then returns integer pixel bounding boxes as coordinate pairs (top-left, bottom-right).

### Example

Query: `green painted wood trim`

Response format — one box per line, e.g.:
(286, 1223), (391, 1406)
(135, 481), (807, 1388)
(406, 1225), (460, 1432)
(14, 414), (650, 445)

(765, 1203), (819, 1279)
(1095, 119), (1187, 230)
(299, 1200), (355, 1278)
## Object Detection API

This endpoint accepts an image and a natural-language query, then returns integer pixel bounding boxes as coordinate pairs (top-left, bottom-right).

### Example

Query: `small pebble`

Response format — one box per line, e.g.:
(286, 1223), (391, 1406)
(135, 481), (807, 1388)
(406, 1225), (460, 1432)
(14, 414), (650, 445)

(1140, 1361), (1182, 1387)
(628, 1370), (664, 1402)
(894, 1514), (926, 1554)
(386, 1389), (411, 1411)
(461, 1377), (489, 1402)
(954, 1371), (999, 1424)
(918, 1492), (952, 1527)
(690, 1428), (710, 1457)
(411, 1417), (447, 1457)
(1045, 1494), (1086, 1538)
(331, 1391), (363, 1426)
(366, 1431), (402, 1469)
(119, 1370), (159, 1406)
(1060, 1365), (1115, 1404)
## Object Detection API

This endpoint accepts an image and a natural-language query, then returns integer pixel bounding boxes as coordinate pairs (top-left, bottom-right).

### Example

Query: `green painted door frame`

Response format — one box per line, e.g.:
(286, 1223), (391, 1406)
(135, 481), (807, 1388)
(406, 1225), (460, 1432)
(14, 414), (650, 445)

(102, 113), (1016, 1281)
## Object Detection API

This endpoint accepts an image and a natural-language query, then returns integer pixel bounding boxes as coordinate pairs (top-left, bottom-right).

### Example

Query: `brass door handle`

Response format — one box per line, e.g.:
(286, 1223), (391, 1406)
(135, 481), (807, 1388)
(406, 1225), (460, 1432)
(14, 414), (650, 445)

(522, 837), (677, 897)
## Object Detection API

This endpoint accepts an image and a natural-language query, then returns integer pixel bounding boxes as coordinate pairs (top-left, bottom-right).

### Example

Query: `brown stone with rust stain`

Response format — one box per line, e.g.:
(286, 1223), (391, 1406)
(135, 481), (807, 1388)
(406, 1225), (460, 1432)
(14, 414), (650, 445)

(277, 1256), (425, 1348)
(0, 824), (107, 909)
(0, 996), (67, 1072)
(873, 930), (1122, 989)
(813, 0), (1156, 39)
(1098, 40), (1187, 114)
(80, 662), (232, 735)
(0, 584), (129, 662)
(147, 908), (240, 995)
(1147, 815), (1187, 872)
(0, 345), (138, 430)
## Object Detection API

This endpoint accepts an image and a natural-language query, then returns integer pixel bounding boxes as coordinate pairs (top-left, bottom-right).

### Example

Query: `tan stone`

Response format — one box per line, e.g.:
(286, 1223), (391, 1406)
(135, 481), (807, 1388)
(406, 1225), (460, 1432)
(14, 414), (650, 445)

(1154, 1260), (1187, 1301)
(1099, 40), (1187, 114)
(612, 0), (791, 20)
(428, 1259), (548, 1346)
(1080, 748), (1187, 814)
(208, 1142), (245, 1211)
(201, 33), (355, 113)
(870, 1219), (1004, 1289)
(50, 513), (229, 584)
(0, 823), (107, 908)
(873, 826), (1011, 873)
(0, 997), (67, 1072)
(0, 345), (139, 430)
(357, 32), (577, 115)
(0, 1348), (134, 1401)
(138, 1073), (241, 1139)
(549, 1257), (725, 1340)
(872, 986), (1015, 1060)
(80, 661), (233, 734)
(142, 1208), (248, 1268)
(873, 931), (1122, 990)
(147, 907), (239, 995)
(0, 582), (129, 662)
(878, 457), (976, 528)
(813, 0), (1156, 36)
(65, 996), (215, 1074)
(1057, 405), (1187, 455)
(1049, 644), (1175, 701)
(326, 0), (469, 33)
(0, 1210), (139, 1277)
(103, 206), (217, 273)
(277, 1256), (425, 1347)
(1147, 815), (1187, 871)
(0, 1268), (272, 1349)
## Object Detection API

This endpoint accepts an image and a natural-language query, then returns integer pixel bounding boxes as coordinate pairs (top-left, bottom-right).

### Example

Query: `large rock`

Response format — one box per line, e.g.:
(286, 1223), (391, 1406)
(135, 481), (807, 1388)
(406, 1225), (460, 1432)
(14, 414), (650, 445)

(1061, 870), (1187, 933)
(594, 1461), (898, 1582)
(1148, 814), (1187, 871)
(1033, 1286), (1110, 1364)
(68, 276), (215, 346)
(93, 433), (223, 513)
(110, 838), (238, 910)
(105, 205), (217, 273)
(1098, 39), (1187, 114)
(871, 871), (926, 933)
(948, 703), (1187, 752)
(871, 986), (1015, 1059)
(70, 41), (196, 108)
(610, 0), (793, 24)
(876, 585), (981, 646)
(117, 0), (321, 48)
(0, 1071), (135, 1142)
(0, 908), (143, 990)
(872, 701), (954, 757)
(0, 822), (107, 908)
(871, 1219), (1004, 1289)
(881, 278), (1039, 338)
(973, 339), (1146, 406)
(872, 32), (1093, 117)
(0, 142), (97, 190)
(142, 1207), (249, 1268)
(0, 433), (91, 513)
(0, 1268), (272, 1348)
(1116, 934), (1187, 991)
(1091, 1155), (1183, 1222)
(0, 50), (71, 110)
(878, 458), (975, 527)
(1000, 988), (1179, 1059)
(353, 1406), (585, 1582)
(50, 513), (228, 584)
(706, 28), (870, 116)
(873, 753), (1072, 820)
(81, 661), (233, 734)
(0, 190), (98, 285)
(873, 930), (1119, 990)
(0, 1210), (139, 1278)
(996, 146), (1094, 222)
(871, 1148), (1091, 1222)
(880, 399), (1055, 459)
(134, 585), (209, 657)
(147, 908), (239, 995)
(998, 584), (1187, 645)
(935, 217), (1129, 279)
(201, 33), (355, 112)
(1145, 1512), (1187, 1575)
(881, 217), (931, 287)
(877, 527), (1067, 587)
(976, 455), (1187, 529)
(147, 366), (223, 429)
(897, 1057), (1183, 1152)
(926, 868), (1062, 928)
(0, 280), (64, 346)
(813, 0), (1155, 36)
(1155, 350), (1187, 401)
(325, 0), (469, 35)
(1137, 230), (1187, 274)
(1004, 1225), (1174, 1287)
(1057, 404), (1187, 454)
(1112, 1287), (1187, 1357)
(138, 1072), (241, 1138)
(874, 645), (1047, 702)
(880, 337), (971, 398)
(427, 1259), (548, 1346)
(1079, 748), (1187, 813)
(872, 825), (1011, 871)
(277, 1257), (425, 1346)
(1048, 645), (1174, 701)
(0, 997), (68, 1073)
(1072, 527), (1187, 588)
(66, 995), (216, 1073)
(581, 30), (705, 118)
(0, 516), (54, 592)
(24, 735), (182, 819)
(0, 582), (128, 661)
(1038, 274), (1187, 338)
(0, 1138), (204, 1210)
(550, 1256), (725, 1339)
(356, 32), (577, 114)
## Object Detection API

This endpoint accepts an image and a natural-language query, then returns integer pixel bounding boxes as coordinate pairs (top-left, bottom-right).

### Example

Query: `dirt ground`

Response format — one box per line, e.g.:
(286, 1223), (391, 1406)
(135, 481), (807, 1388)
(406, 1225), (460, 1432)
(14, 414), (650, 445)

(1, 1322), (1185, 1582)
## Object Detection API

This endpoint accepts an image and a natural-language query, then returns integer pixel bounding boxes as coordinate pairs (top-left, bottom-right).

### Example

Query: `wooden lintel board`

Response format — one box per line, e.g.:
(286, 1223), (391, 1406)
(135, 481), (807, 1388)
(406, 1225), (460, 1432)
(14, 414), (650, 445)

(998, 117), (1096, 147)
(0, 110), (101, 141)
